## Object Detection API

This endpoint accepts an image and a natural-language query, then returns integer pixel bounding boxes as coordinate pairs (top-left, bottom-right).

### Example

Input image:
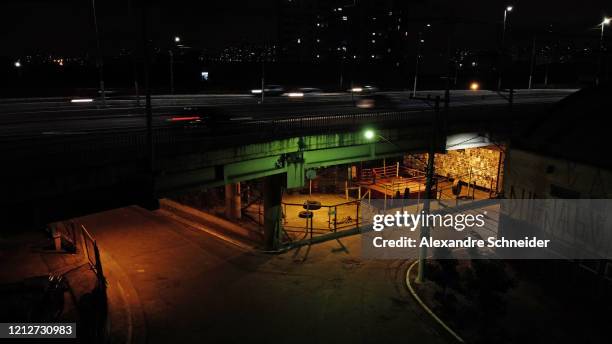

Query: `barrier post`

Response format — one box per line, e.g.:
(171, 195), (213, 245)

(334, 206), (338, 232)
(345, 181), (349, 200)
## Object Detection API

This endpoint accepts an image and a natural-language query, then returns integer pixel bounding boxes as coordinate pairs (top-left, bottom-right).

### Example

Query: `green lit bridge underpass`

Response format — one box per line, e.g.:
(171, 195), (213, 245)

(2, 101), (555, 229)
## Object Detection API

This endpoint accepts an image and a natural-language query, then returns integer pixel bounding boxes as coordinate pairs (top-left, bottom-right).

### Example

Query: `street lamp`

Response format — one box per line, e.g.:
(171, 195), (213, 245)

(364, 129), (375, 140)
(412, 32), (424, 97)
(170, 36), (181, 94)
(91, 0), (106, 106)
(498, 5), (514, 90)
(596, 17), (611, 86)
(601, 17), (610, 48)
(411, 24), (432, 97)
(14, 61), (21, 68)
(503, 6), (513, 45)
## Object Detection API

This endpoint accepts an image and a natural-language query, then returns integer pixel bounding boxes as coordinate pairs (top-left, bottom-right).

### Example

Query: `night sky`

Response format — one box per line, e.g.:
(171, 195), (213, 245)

(0, 0), (610, 56)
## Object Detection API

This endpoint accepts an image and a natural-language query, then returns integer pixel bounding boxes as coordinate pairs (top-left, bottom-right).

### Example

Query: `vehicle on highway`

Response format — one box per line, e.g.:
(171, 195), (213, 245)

(349, 85), (378, 94)
(282, 87), (324, 98)
(251, 85), (285, 96)
(164, 106), (232, 128)
(355, 94), (409, 110)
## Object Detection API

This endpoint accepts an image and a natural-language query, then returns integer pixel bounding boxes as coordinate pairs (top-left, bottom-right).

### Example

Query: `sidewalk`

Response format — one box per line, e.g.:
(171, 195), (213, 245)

(76, 205), (452, 344)
(0, 226), (146, 343)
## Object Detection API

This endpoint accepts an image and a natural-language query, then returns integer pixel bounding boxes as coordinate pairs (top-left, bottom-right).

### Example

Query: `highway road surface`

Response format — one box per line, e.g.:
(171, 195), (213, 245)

(0, 89), (576, 139)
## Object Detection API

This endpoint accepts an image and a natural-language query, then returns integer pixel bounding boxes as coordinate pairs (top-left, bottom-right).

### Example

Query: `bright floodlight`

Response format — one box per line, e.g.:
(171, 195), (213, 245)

(604, 17), (611, 25)
(351, 87), (363, 92)
(470, 82), (480, 91)
(364, 129), (375, 140)
(506, 6), (513, 12)
(174, 36), (181, 43)
(14, 61), (21, 67)
(70, 98), (94, 103)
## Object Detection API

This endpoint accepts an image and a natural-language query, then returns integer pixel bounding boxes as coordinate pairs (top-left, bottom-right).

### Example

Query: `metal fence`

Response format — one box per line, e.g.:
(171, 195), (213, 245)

(80, 225), (107, 292)
(282, 199), (362, 240)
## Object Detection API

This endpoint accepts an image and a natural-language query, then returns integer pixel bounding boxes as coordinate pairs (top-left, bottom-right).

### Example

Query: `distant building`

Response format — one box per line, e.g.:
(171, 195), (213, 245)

(277, 0), (424, 65)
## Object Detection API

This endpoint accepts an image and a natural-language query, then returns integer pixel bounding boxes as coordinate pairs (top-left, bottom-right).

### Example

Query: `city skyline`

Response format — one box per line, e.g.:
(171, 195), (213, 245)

(1, 0), (609, 57)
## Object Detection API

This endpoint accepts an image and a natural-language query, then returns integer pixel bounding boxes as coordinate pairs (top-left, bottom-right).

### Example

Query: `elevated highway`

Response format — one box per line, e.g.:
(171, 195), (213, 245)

(0, 89), (575, 229)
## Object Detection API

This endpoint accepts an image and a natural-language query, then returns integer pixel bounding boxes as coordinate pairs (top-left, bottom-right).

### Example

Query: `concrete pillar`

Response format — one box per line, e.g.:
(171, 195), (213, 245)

(224, 183), (242, 220)
(263, 174), (284, 250)
(49, 223), (61, 251)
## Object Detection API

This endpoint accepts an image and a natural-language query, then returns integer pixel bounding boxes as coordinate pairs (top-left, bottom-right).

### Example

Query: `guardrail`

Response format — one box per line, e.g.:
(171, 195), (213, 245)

(0, 108), (437, 167)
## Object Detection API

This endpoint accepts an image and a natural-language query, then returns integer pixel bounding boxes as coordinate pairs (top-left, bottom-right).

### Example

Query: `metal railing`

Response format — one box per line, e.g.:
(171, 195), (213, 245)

(1, 109), (436, 171)
(80, 225), (106, 293)
(281, 199), (362, 240)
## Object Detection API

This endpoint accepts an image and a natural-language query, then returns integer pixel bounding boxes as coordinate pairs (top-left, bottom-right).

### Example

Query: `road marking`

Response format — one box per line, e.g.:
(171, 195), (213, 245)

(406, 260), (465, 343)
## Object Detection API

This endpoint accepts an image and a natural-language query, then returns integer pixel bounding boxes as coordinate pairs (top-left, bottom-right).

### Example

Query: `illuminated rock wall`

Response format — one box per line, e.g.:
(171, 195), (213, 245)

(406, 145), (504, 191)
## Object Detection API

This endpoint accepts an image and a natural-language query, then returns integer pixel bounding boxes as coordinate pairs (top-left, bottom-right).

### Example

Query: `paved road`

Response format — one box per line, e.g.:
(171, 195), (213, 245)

(79, 206), (450, 344)
(0, 89), (576, 138)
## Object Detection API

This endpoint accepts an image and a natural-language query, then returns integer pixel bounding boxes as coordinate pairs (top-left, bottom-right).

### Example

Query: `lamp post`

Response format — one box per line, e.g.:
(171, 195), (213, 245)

(412, 24), (432, 97)
(596, 17), (611, 86)
(412, 33), (423, 97)
(169, 36), (180, 94)
(91, 0), (106, 106)
(497, 5), (513, 90)
(363, 97), (441, 284)
(169, 50), (174, 94)
(527, 36), (537, 89)
(14, 60), (22, 81)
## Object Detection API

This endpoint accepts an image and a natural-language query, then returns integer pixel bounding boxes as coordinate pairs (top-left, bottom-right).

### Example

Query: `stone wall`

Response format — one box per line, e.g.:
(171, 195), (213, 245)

(405, 145), (504, 191)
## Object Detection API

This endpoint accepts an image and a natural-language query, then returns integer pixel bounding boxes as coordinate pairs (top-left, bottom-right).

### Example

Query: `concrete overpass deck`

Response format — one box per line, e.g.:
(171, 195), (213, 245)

(1, 89), (574, 228)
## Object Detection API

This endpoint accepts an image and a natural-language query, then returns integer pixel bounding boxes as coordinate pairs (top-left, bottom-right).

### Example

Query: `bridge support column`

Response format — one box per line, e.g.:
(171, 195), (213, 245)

(263, 174), (284, 250)
(224, 183), (242, 220)
(49, 223), (62, 251)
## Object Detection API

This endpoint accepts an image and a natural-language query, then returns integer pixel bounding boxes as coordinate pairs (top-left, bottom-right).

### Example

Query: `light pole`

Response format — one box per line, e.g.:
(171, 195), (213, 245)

(497, 5), (513, 90)
(260, 56), (265, 104)
(596, 17), (611, 86)
(169, 50), (174, 94)
(14, 61), (22, 80)
(170, 36), (180, 94)
(364, 97), (441, 284)
(91, 0), (106, 106)
(528, 36), (536, 89)
(412, 33), (424, 97)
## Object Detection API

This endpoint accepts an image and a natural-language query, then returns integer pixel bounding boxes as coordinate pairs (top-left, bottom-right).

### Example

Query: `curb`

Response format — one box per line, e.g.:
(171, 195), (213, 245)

(158, 199), (257, 251)
(97, 246), (147, 344)
(406, 260), (465, 343)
